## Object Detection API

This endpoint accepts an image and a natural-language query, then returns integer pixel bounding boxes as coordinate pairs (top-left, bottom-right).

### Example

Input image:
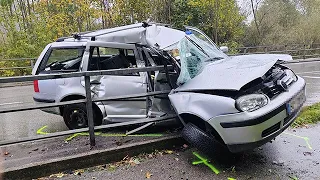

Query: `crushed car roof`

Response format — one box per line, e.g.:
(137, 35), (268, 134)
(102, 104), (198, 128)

(63, 23), (185, 50)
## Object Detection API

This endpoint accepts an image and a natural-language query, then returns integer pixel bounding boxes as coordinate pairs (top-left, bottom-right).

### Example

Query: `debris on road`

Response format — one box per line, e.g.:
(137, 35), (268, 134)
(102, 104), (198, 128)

(272, 160), (285, 166)
(145, 171), (152, 179)
(192, 151), (220, 175)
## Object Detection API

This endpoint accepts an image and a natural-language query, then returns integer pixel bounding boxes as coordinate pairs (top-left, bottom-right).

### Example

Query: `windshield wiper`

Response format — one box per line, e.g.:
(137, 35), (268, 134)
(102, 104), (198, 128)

(205, 57), (224, 62)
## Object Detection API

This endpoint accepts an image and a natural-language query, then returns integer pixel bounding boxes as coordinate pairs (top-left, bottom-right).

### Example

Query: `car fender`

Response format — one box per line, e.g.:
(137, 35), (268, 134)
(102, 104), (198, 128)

(168, 92), (239, 121)
(56, 77), (106, 117)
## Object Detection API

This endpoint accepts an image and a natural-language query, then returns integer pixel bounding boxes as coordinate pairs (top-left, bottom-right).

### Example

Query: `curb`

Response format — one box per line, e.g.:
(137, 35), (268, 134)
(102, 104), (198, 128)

(3, 135), (184, 180)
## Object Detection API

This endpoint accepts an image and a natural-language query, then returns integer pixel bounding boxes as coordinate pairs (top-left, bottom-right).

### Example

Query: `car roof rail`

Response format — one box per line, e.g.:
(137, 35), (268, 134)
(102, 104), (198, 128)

(58, 22), (172, 42)
(55, 37), (70, 42)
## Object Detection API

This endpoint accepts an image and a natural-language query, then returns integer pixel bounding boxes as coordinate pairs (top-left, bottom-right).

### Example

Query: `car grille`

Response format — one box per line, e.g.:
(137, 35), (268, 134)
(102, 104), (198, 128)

(261, 121), (281, 137)
(240, 66), (295, 100)
(260, 67), (295, 99)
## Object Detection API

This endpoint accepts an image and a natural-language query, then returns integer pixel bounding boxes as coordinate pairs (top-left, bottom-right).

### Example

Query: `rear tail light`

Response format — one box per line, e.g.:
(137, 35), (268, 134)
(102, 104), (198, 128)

(33, 80), (39, 92)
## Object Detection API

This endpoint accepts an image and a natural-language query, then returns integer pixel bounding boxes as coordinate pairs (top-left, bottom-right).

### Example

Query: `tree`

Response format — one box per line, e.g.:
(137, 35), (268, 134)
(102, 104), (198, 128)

(172, 0), (245, 45)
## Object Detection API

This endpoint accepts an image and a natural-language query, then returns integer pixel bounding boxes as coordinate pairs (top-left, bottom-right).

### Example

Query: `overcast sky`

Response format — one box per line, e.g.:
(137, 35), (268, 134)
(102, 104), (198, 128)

(236, 0), (259, 23)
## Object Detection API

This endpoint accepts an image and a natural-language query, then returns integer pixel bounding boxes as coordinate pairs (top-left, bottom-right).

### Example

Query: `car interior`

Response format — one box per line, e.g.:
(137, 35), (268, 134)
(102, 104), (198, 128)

(89, 48), (137, 71)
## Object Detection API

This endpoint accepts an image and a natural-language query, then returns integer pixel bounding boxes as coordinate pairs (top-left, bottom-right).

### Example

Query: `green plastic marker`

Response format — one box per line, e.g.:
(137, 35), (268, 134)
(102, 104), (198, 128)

(36, 125), (49, 135)
(192, 152), (220, 174)
(284, 132), (312, 150)
(36, 125), (163, 141)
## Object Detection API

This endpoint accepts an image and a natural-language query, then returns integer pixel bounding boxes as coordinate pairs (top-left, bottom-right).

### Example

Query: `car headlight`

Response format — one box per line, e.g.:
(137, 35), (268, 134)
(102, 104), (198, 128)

(236, 94), (269, 112)
(284, 69), (297, 82)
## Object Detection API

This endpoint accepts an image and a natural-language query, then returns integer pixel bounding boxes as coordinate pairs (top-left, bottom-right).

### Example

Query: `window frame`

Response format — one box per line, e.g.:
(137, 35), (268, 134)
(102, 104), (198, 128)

(85, 41), (142, 76)
(38, 46), (85, 73)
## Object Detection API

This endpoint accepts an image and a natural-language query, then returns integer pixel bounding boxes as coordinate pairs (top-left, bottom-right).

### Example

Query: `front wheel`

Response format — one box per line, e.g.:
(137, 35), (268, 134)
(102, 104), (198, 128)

(181, 123), (217, 155)
(63, 103), (102, 130)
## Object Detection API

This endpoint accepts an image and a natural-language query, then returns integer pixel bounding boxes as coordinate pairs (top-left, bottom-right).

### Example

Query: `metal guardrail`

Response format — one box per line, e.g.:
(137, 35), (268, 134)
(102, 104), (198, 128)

(0, 65), (177, 146)
(0, 58), (36, 70)
(2, 43), (320, 76)
(231, 43), (320, 59)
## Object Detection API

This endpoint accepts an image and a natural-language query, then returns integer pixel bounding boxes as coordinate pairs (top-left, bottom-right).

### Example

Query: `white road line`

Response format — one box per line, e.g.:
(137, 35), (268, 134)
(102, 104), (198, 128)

(300, 76), (320, 79)
(296, 70), (320, 75)
(0, 102), (24, 106)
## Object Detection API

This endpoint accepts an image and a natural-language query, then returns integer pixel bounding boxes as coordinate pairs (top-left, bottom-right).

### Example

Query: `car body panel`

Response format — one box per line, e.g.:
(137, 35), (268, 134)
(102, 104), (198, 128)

(95, 75), (147, 120)
(175, 54), (293, 92)
(168, 92), (239, 121)
(207, 76), (305, 145)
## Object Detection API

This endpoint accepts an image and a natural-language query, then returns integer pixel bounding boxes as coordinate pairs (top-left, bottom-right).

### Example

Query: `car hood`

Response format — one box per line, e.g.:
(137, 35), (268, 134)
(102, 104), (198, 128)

(174, 54), (293, 91)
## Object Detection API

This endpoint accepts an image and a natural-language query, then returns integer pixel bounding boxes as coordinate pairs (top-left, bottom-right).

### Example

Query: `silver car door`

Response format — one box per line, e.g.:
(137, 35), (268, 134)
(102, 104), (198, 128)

(85, 42), (147, 121)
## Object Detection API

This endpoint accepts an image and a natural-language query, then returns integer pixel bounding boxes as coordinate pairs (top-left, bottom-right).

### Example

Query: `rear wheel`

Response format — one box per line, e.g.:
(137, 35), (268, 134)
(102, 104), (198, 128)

(63, 103), (102, 130)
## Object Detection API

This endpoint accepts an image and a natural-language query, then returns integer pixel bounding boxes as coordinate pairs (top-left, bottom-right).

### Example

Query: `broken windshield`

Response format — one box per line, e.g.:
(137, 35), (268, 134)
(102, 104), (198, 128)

(168, 33), (229, 86)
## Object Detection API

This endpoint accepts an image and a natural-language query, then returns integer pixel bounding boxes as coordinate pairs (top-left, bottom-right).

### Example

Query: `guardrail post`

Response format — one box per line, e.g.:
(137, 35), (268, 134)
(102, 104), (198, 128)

(303, 44), (306, 59)
(284, 45), (288, 54)
(30, 59), (34, 69)
(84, 75), (96, 147)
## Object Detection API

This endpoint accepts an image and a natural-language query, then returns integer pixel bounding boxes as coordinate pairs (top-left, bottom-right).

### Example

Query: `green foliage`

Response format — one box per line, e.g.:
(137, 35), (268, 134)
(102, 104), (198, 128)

(244, 0), (320, 46)
(172, 0), (245, 45)
(0, 0), (244, 77)
(293, 103), (320, 128)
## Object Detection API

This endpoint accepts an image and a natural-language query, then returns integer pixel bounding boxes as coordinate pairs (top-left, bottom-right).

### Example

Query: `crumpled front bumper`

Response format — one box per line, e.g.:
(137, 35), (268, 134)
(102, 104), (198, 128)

(207, 76), (306, 153)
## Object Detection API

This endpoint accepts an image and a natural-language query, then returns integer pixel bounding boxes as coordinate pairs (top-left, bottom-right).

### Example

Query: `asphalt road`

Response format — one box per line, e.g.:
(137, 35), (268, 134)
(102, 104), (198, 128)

(0, 60), (320, 142)
(0, 85), (67, 141)
(53, 124), (320, 180)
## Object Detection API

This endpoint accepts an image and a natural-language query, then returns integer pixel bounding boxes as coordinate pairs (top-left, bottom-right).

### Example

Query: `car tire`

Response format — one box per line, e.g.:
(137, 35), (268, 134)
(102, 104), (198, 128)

(181, 123), (219, 155)
(63, 103), (102, 130)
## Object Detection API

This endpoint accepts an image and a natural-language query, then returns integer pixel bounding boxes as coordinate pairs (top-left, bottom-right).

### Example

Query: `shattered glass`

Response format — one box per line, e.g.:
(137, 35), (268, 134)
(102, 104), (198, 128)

(175, 34), (228, 86)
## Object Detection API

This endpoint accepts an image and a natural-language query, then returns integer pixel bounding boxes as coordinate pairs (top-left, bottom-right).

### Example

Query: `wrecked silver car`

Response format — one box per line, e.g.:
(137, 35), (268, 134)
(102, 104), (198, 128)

(32, 23), (306, 153)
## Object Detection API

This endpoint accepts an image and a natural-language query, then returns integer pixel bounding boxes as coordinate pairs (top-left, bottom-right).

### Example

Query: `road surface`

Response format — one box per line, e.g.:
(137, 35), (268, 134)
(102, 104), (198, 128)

(0, 61), (320, 141)
(51, 124), (320, 180)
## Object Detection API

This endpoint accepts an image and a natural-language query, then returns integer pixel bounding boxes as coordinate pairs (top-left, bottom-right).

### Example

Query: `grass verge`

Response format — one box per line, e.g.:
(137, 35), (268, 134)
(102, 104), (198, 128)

(292, 103), (320, 128)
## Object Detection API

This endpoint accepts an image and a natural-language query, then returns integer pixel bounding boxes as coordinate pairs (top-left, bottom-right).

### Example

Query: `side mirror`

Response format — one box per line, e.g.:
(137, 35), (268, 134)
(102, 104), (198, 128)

(220, 46), (229, 53)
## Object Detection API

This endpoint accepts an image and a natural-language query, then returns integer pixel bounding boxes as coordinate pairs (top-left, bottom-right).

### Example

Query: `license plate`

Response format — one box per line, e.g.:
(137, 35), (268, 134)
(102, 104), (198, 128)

(286, 88), (306, 115)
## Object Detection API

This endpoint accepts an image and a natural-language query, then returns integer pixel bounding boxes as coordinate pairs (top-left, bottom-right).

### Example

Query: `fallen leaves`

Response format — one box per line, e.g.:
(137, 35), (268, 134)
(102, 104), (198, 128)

(145, 171), (153, 179)
(73, 169), (85, 176)
(129, 158), (141, 166)
(49, 172), (66, 178)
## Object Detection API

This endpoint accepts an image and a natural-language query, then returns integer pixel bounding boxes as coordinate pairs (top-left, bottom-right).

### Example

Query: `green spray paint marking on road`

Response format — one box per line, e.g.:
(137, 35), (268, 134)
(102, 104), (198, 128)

(192, 152), (220, 174)
(36, 126), (163, 141)
(65, 132), (163, 141)
(284, 132), (312, 150)
(36, 125), (49, 135)
(228, 178), (236, 180)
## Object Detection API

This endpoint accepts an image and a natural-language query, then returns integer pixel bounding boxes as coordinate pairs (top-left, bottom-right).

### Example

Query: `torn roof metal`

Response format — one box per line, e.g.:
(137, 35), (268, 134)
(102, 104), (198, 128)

(63, 23), (185, 50)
